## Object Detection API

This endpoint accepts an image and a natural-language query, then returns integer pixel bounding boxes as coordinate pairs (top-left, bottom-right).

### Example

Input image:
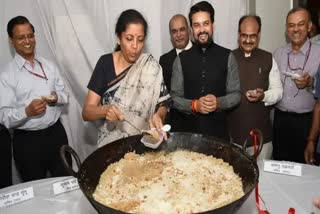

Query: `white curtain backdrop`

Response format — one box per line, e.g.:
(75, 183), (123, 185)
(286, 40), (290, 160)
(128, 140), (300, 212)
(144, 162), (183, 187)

(0, 0), (247, 181)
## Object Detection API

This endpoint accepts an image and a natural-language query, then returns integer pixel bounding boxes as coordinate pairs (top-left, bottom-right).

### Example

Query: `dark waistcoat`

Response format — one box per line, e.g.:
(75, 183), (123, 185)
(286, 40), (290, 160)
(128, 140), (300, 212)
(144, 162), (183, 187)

(171, 42), (230, 140)
(159, 48), (177, 92)
(228, 48), (273, 145)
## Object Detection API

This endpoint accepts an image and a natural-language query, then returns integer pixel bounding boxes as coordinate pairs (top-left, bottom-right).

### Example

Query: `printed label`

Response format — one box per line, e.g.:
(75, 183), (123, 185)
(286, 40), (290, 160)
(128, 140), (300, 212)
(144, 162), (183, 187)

(0, 187), (34, 208)
(53, 178), (79, 195)
(264, 160), (302, 176)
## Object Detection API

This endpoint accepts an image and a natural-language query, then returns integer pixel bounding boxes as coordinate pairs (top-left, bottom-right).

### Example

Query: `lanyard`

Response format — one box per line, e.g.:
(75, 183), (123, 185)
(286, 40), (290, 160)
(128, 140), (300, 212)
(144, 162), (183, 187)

(23, 59), (48, 81)
(287, 41), (312, 72)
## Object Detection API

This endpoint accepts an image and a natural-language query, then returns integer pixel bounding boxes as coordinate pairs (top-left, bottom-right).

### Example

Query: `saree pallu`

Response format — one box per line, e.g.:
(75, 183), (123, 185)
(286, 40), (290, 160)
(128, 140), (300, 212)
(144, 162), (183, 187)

(98, 53), (169, 147)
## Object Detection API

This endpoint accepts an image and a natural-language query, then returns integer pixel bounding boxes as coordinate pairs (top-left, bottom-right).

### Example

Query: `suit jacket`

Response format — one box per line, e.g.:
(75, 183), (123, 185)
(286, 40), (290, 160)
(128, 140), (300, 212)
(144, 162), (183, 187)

(159, 48), (177, 92)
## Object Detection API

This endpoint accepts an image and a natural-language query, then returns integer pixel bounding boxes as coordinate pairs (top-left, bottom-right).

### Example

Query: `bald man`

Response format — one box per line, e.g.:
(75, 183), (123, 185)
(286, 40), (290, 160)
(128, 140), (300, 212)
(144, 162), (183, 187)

(159, 14), (192, 92)
(159, 14), (192, 124)
(273, 8), (320, 163)
(227, 15), (282, 159)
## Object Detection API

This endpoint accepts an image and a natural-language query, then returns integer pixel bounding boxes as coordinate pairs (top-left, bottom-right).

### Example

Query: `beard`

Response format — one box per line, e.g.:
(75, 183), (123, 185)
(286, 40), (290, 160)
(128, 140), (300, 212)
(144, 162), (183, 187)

(195, 32), (213, 48)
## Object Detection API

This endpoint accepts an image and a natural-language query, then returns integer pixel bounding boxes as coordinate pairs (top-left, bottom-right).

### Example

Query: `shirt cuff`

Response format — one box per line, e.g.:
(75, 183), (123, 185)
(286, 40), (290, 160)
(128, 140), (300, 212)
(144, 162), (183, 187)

(262, 91), (276, 106)
(181, 100), (193, 114)
(56, 92), (68, 105)
(217, 97), (226, 110)
(18, 106), (28, 119)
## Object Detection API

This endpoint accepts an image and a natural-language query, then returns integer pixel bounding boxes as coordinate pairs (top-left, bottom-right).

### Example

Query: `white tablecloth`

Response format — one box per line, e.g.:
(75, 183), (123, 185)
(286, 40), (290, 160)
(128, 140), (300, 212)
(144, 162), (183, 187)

(1, 161), (319, 214)
(238, 161), (320, 214)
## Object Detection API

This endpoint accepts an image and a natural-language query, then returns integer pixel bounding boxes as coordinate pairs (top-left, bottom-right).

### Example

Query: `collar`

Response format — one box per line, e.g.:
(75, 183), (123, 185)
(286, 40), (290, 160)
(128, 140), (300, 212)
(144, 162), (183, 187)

(194, 40), (215, 53)
(176, 40), (193, 55)
(243, 48), (255, 58)
(244, 52), (251, 57)
(285, 38), (311, 55)
(14, 53), (41, 71)
(237, 47), (258, 58)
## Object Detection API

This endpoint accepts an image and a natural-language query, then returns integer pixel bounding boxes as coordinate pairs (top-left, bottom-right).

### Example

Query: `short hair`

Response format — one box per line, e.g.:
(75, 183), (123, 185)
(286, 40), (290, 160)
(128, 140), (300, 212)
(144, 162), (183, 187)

(238, 15), (262, 33)
(7, 16), (35, 38)
(115, 9), (148, 51)
(286, 7), (311, 24)
(189, 1), (215, 26)
(169, 14), (188, 31)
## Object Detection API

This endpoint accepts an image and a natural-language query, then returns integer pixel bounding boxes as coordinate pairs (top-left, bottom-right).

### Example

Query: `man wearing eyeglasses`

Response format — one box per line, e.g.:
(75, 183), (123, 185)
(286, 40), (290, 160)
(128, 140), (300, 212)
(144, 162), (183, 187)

(227, 15), (282, 159)
(273, 8), (320, 163)
(0, 16), (70, 182)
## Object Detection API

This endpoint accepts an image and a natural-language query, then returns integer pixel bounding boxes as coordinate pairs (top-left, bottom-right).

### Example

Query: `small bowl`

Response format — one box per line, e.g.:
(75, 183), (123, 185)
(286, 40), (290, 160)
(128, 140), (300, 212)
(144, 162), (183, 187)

(141, 129), (164, 149)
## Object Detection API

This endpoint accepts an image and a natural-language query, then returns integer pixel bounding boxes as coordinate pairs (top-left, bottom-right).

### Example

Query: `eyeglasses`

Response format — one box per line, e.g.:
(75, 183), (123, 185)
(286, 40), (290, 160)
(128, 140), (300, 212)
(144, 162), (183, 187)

(287, 41), (311, 71)
(240, 33), (258, 39)
(13, 33), (35, 42)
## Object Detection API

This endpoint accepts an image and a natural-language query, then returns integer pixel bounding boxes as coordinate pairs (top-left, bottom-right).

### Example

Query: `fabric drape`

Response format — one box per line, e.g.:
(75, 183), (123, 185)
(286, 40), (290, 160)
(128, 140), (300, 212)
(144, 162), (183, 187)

(98, 54), (164, 147)
(0, 0), (246, 183)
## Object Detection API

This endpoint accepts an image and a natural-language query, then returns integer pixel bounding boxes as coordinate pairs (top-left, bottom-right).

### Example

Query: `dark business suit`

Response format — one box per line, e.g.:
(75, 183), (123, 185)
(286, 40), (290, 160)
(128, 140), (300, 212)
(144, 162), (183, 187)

(159, 48), (177, 125)
(0, 124), (12, 188)
(159, 48), (177, 92)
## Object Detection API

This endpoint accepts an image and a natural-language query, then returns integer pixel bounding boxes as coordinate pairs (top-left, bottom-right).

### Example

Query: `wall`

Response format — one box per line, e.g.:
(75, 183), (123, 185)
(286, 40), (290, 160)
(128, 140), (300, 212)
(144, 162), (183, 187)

(255, 0), (294, 53)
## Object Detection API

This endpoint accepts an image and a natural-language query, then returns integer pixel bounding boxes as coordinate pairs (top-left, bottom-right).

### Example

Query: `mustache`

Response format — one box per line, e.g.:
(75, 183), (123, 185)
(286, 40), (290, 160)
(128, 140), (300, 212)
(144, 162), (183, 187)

(242, 42), (254, 45)
(197, 32), (209, 37)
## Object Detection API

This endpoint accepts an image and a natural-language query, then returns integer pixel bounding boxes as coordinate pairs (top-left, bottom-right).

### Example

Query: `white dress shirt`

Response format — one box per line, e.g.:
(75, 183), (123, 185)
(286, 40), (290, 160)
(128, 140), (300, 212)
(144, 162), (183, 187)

(0, 53), (68, 130)
(175, 40), (193, 55)
(262, 58), (283, 106)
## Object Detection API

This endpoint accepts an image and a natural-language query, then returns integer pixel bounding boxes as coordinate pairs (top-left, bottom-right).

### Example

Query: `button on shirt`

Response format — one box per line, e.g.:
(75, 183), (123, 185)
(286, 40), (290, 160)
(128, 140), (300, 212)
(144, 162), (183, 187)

(0, 54), (68, 130)
(171, 51), (240, 114)
(240, 50), (282, 106)
(273, 39), (320, 113)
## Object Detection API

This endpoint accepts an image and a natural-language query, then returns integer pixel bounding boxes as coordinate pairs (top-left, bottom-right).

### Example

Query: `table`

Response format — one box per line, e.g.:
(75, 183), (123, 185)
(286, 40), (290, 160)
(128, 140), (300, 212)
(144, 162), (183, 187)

(1, 161), (319, 214)
(239, 161), (320, 214)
